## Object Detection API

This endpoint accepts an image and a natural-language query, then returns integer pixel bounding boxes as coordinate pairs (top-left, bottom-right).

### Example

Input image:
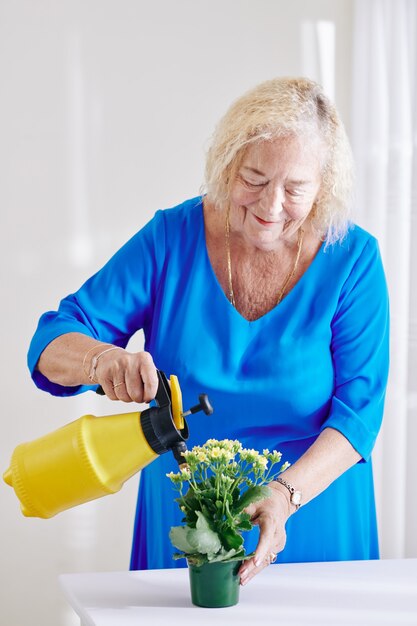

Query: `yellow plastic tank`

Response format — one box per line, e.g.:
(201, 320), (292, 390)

(3, 410), (157, 518)
(3, 372), (214, 519)
(3, 371), (213, 518)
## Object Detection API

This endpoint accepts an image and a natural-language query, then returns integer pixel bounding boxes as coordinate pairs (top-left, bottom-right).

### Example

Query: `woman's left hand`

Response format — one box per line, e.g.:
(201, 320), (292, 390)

(238, 482), (291, 585)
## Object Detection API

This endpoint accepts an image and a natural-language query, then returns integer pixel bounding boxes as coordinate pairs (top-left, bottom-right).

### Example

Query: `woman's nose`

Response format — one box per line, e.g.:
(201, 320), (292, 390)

(260, 184), (284, 217)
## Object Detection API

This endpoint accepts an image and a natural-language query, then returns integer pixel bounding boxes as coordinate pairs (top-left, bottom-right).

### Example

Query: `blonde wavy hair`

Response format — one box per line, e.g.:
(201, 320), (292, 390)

(204, 77), (354, 245)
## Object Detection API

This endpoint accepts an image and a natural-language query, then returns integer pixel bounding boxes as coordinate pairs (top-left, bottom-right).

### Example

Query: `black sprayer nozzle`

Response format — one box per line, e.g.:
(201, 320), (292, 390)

(171, 441), (188, 466)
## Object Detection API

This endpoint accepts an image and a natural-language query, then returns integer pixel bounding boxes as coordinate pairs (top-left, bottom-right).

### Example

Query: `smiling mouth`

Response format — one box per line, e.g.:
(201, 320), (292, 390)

(253, 214), (280, 227)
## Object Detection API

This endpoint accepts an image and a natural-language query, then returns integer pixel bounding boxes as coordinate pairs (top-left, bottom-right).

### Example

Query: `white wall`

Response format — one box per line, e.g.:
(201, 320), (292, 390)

(0, 1), (354, 624)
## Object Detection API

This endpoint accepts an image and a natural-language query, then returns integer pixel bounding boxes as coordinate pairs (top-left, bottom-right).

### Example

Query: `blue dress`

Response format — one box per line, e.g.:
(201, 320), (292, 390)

(28, 196), (389, 569)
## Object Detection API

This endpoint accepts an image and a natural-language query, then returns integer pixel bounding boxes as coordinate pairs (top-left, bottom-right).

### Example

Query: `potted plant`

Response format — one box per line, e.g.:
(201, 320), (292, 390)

(167, 438), (289, 607)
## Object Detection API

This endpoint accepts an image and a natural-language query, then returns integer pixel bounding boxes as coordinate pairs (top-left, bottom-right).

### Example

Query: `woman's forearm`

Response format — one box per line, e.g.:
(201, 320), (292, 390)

(238, 427), (362, 584)
(36, 333), (158, 403)
(272, 427), (362, 513)
(36, 333), (109, 386)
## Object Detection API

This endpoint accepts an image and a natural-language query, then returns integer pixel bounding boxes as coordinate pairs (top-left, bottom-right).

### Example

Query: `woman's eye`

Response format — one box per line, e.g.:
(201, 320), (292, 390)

(286, 188), (305, 198)
(241, 177), (266, 189)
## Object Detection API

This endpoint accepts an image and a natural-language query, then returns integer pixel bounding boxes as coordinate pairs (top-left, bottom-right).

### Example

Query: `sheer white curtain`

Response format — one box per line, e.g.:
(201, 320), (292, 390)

(351, 0), (417, 558)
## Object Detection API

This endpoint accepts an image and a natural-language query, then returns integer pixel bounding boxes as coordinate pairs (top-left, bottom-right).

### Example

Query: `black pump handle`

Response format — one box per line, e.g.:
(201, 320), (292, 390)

(188, 394), (214, 416)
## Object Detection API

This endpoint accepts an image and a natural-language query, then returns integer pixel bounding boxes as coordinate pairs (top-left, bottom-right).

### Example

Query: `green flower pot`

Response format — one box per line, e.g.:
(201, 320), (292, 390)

(187, 560), (242, 608)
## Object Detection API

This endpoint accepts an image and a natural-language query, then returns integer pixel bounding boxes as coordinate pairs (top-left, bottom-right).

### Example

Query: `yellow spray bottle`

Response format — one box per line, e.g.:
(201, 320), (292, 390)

(3, 371), (213, 519)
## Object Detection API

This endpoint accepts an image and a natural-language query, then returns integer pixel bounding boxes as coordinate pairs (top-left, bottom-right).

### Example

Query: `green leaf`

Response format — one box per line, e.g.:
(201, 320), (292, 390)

(207, 548), (238, 563)
(202, 499), (217, 514)
(192, 511), (222, 554)
(235, 513), (253, 531)
(169, 526), (196, 554)
(220, 526), (244, 551)
(201, 503), (211, 520)
(237, 511), (251, 524)
(183, 509), (198, 526)
(178, 492), (201, 526)
(169, 512), (222, 557)
(207, 546), (249, 563)
(232, 485), (271, 514)
(182, 491), (201, 508)
(196, 488), (217, 504)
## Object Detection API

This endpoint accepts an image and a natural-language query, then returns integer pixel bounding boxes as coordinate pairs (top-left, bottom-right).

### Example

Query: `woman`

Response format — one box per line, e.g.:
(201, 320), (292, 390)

(28, 77), (389, 585)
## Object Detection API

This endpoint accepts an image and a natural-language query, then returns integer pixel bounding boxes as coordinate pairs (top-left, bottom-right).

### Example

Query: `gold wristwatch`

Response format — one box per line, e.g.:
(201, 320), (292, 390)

(275, 477), (302, 511)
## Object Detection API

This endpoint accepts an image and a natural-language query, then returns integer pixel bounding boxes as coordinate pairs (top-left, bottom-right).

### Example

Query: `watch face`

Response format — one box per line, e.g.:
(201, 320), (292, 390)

(291, 491), (302, 505)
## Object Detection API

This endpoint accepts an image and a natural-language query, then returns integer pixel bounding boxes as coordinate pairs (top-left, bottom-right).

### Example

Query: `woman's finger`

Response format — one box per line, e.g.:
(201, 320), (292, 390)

(112, 379), (133, 403)
(239, 555), (268, 586)
(138, 353), (158, 402)
(239, 512), (277, 585)
(124, 352), (157, 403)
(99, 378), (119, 401)
(253, 512), (277, 566)
(239, 490), (289, 585)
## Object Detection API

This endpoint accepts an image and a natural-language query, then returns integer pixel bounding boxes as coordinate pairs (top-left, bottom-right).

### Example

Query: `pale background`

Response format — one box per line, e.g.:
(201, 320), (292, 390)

(0, 1), (399, 625)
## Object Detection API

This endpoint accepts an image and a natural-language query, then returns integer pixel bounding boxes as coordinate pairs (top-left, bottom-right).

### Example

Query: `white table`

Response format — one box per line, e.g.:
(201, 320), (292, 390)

(59, 558), (417, 626)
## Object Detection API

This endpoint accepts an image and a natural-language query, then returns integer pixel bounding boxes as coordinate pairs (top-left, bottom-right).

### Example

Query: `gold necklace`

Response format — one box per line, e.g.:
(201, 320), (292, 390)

(225, 208), (304, 308)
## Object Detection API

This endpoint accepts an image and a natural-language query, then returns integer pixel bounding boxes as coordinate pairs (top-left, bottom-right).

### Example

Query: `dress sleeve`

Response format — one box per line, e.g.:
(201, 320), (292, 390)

(322, 237), (390, 461)
(27, 210), (166, 396)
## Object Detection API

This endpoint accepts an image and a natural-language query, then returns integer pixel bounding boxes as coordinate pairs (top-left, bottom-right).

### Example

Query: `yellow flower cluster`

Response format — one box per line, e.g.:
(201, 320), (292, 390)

(239, 448), (272, 470)
(181, 439), (244, 466)
(205, 439), (243, 454)
(166, 466), (191, 484)
(263, 449), (283, 463)
(166, 438), (289, 486)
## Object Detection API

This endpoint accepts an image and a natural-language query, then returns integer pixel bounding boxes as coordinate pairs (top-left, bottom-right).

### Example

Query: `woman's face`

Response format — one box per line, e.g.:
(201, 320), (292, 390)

(229, 135), (323, 251)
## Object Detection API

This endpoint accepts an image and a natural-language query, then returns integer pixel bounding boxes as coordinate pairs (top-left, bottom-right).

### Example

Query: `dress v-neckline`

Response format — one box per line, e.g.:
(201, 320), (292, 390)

(198, 202), (325, 324)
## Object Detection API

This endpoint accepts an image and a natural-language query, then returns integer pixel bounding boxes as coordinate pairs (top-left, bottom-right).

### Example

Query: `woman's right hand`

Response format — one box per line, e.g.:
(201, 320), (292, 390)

(91, 347), (159, 403)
